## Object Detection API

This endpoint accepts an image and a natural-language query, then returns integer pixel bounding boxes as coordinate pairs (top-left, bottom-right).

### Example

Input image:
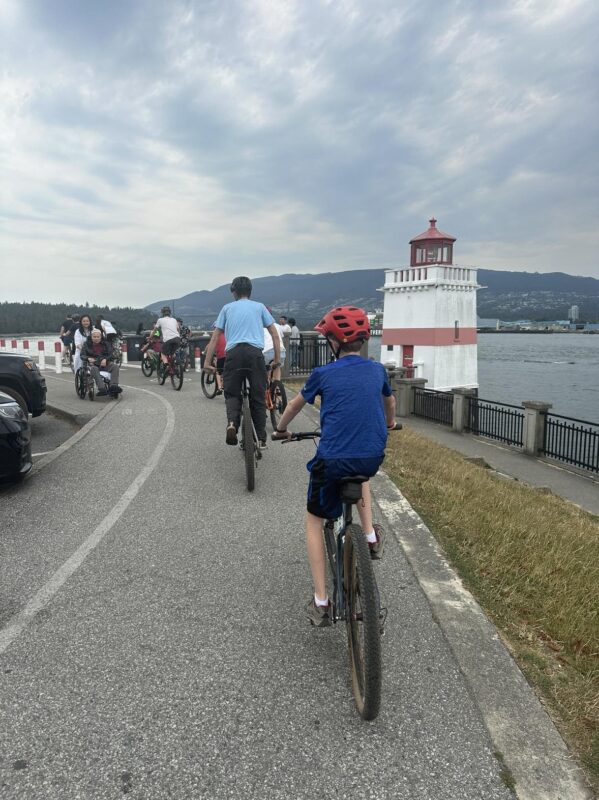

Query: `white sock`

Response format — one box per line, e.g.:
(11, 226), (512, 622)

(314, 594), (329, 607)
(365, 530), (377, 543)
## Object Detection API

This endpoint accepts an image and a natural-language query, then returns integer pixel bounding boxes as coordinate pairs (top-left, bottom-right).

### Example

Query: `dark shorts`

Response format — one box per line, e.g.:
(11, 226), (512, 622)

(216, 356), (225, 373)
(161, 337), (181, 356)
(306, 456), (384, 519)
(61, 335), (74, 346)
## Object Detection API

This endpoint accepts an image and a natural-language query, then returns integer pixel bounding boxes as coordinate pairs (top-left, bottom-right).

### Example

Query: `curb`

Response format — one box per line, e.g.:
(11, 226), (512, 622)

(371, 473), (593, 800)
(46, 403), (92, 428)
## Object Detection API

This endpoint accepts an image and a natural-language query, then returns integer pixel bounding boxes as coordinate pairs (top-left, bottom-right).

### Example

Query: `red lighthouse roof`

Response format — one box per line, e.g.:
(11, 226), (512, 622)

(410, 218), (456, 244)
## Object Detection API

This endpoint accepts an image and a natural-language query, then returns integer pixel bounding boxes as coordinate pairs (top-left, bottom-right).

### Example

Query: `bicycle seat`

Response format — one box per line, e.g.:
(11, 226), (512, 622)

(338, 475), (369, 504)
(338, 475), (370, 485)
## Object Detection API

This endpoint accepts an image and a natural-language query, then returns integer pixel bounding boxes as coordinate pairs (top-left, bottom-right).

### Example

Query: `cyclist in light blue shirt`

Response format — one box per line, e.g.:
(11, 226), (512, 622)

(203, 276), (281, 447)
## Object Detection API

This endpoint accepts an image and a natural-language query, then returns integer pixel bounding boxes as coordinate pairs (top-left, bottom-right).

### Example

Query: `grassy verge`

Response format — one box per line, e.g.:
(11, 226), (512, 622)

(286, 377), (598, 787)
(382, 427), (599, 791)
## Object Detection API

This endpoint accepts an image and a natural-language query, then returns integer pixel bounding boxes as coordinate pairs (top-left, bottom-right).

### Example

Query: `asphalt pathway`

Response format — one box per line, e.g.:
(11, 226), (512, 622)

(0, 369), (589, 799)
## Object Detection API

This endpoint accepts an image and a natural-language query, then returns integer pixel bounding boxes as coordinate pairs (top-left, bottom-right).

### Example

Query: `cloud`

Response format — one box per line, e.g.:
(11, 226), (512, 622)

(1, 0), (598, 306)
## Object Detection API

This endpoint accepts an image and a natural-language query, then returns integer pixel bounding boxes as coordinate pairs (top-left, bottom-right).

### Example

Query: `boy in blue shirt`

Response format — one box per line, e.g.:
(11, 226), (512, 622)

(203, 276), (281, 446)
(273, 306), (398, 626)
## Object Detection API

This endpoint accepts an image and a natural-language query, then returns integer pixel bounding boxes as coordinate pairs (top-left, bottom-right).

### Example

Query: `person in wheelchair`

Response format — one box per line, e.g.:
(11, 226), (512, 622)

(80, 328), (122, 397)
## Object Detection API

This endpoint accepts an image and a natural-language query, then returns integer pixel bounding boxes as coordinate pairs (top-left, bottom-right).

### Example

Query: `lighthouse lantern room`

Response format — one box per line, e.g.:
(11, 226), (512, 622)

(380, 219), (479, 390)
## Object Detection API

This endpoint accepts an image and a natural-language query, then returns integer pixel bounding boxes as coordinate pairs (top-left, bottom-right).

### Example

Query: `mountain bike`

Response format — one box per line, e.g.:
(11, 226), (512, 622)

(275, 430), (399, 720)
(141, 349), (160, 378)
(157, 348), (184, 390)
(238, 369), (262, 492)
(265, 362), (287, 431)
(201, 355), (223, 399)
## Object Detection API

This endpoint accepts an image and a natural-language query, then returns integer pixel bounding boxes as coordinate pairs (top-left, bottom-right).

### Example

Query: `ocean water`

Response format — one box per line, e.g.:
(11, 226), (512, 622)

(370, 333), (599, 422)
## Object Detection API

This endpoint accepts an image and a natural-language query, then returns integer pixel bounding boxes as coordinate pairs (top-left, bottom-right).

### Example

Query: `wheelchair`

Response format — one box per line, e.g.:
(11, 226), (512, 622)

(75, 364), (119, 401)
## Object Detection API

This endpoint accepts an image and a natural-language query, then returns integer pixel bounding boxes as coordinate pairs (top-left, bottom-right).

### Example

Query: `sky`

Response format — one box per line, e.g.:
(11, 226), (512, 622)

(1, 0), (598, 307)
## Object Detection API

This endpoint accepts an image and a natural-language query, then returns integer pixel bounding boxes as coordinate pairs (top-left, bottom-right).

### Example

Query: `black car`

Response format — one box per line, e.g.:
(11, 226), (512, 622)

(0, 353), (47, 417)
(0, 390), (32, 481)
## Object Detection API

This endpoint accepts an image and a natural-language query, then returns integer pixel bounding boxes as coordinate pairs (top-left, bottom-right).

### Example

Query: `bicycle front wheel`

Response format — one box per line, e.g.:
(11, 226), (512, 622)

(344, 523), (382, 720)
(241, 399), (255, 492)
(269, 380), (287, 430)
(201, 370), (217, 399)
(141, 355), (154, 377)
(171, 364), (184, 390)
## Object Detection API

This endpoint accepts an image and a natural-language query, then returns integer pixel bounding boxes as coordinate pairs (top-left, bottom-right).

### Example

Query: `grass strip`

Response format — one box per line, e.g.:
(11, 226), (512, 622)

(383, 427), (599, 791)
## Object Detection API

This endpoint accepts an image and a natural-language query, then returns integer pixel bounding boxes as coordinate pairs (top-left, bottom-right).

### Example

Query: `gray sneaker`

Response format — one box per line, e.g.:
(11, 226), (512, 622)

(369, 524), (385, 560)
(305, 598), (332, 627)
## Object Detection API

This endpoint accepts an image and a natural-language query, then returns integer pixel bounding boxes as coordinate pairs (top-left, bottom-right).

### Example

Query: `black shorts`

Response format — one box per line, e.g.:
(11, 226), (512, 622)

(307, 456), (384, 519)
(216, 356), (225, 373)
(161, 337), (181, 356)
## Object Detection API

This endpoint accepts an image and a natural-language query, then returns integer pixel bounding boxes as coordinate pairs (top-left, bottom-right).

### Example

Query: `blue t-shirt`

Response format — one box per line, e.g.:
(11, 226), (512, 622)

(214, 300), (275, 351)
(301, 356), (393, 459)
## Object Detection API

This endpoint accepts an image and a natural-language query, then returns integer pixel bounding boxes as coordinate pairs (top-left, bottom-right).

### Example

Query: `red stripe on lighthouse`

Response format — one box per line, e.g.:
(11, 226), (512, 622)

(382, 327), (477, 346)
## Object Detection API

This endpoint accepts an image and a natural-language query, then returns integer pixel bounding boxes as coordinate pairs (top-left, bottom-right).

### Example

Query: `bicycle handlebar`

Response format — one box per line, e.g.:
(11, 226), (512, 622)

(272, 423), (402, 442)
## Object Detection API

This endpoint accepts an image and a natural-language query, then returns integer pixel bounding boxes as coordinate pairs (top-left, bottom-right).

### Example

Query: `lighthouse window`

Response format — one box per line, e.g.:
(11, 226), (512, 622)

(455, 320), (460, 339)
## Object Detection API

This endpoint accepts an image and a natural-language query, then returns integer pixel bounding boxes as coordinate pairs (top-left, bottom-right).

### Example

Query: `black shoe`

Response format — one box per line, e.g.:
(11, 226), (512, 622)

(96, 389), (109, 397)
(226, 423), (238, 446)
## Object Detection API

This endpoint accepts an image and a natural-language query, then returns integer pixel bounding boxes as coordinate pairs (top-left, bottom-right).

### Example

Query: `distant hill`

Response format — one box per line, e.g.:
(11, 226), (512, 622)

(0, 302), (155, 335)
(148, 269), (599, 325)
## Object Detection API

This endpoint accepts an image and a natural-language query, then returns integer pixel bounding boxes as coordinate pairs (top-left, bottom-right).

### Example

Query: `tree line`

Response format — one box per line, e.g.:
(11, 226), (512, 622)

(0, 302), (156, 335)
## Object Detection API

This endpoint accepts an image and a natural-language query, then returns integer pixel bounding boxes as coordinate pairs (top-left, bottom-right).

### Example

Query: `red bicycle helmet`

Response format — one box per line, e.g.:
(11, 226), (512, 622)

(314, 306), (370, 343)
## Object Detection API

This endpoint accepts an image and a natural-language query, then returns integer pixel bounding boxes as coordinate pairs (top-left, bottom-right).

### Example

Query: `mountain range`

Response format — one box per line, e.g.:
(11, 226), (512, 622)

(148, 269), (599, 325)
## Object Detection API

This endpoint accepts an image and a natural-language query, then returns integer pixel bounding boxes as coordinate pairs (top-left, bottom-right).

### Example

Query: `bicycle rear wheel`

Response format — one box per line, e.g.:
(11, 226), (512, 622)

(201, 370), (217, 399)
(141, 355), (154, 377)
(157, 361), (167, 385)
(241, 398), (255, 492)
(269, 380), (287, 430)
(171, 364), (184, 390)
(344, 523), (382, 720)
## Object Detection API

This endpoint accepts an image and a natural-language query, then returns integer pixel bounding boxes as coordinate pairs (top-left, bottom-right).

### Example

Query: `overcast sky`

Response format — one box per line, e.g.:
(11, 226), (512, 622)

(2, 0), (598, 307)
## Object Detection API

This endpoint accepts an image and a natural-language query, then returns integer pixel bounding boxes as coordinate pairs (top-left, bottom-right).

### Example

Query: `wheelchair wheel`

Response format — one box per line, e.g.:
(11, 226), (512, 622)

(75, 369), (86, 399)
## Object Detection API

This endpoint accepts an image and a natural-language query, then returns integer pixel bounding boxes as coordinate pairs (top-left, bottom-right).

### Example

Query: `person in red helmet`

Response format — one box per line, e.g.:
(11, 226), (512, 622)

(273, 306), (398, 627)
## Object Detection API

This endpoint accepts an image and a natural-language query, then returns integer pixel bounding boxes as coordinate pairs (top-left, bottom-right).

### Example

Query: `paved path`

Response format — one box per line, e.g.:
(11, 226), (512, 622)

(0, 369), (592, 799)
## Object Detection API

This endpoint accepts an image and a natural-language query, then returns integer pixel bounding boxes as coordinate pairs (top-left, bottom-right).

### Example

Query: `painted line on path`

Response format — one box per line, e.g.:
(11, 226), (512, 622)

(0, 385), (176, 655)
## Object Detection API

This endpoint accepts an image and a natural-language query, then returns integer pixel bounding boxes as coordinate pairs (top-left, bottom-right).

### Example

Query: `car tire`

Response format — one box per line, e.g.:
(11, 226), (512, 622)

(0, 386), (28, 416)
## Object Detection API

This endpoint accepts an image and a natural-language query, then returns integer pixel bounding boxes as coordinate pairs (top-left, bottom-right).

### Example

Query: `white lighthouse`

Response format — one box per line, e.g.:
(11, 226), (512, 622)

(380, 218), (479, 390)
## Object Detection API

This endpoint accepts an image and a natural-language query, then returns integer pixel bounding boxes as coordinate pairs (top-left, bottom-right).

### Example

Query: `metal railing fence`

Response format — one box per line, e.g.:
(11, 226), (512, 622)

(466, 397), (524, 447)
(542, 414), (599, 473)
(286, 337), (332, 377)
(412, 387), (454, 425)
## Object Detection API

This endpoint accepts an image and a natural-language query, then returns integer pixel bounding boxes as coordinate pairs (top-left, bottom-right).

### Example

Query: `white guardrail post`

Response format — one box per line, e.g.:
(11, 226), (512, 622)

(54, 341), (62, 373)
(38, 341), (46, 369)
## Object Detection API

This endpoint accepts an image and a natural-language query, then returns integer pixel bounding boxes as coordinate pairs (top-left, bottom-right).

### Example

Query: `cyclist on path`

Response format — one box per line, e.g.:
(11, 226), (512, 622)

(202, 276), (280, 448)
(273, 306), (398, 626)
(152, 307), (181, 366)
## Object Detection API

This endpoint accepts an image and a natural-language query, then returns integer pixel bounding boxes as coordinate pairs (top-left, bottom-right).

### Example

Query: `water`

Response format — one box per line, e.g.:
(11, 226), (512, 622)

(370, 333), (599, 422)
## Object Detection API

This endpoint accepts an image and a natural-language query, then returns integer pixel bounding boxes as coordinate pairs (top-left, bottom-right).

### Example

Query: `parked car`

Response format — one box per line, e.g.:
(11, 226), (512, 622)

(0, 390), (32, 481)
(0, 354), (47, 417)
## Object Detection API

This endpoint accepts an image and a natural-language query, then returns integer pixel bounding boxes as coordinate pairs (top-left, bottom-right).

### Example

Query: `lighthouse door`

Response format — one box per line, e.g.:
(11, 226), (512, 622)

(402, 345), (414, 378)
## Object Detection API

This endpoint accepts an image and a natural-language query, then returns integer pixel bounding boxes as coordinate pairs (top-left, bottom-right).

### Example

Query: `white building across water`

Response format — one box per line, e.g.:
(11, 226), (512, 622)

(380, 218), (479, 391)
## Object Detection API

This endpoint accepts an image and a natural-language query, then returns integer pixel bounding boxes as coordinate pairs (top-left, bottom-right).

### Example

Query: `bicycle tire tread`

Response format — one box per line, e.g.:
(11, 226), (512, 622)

(346, 523), (382, 720)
